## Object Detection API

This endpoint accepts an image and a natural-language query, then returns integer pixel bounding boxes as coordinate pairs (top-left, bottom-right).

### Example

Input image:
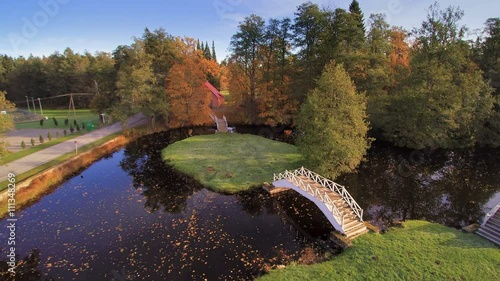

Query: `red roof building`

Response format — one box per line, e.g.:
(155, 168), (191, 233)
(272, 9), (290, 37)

(204, 81), (224, 108)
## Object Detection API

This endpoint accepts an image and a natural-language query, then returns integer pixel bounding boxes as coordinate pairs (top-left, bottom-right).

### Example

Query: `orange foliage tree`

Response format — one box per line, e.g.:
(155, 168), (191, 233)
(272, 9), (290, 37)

(165, 38), (214, 128)
(256, 77), (298, 126)
(219, 64), (230, 91)
(389, 27), (410, 71)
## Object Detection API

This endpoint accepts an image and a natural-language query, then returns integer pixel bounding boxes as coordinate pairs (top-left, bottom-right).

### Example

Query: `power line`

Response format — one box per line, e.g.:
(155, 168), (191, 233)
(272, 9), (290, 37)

(11, 93), (94, 104)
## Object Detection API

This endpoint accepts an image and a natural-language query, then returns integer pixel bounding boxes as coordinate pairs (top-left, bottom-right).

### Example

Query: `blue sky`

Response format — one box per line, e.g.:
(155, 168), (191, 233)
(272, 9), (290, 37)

(1, 0), (498, 61)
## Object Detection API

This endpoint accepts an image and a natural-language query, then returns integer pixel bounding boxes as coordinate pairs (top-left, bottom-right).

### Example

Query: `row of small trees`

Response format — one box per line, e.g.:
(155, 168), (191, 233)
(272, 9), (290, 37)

(20, 126), (81, 149)
(39, 117), (84, 128)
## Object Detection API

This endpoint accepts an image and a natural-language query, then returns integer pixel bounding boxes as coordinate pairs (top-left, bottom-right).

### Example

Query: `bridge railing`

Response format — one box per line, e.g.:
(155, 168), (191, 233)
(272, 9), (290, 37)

(274, 170), (345, 227)
(275, 167), (364, 222)
(297, 167), (364, 222)
(482, 203), (500, 226)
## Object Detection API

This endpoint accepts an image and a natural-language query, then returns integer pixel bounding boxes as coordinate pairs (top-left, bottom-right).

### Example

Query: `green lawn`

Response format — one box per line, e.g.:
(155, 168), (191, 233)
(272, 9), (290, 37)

(15, 109), (100, 130)
(162, 133), (304, 193)
(258, 220), (500, 281)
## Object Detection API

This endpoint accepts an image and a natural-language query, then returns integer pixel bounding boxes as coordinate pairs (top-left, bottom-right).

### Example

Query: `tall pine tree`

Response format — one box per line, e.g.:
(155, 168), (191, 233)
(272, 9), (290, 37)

(204, 41), (212, 60)
(348, 0), (366, 51)
(211, 41), (217, 61)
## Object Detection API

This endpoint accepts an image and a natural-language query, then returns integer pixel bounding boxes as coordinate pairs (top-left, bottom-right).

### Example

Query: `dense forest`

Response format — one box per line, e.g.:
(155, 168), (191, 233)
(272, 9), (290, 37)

(1, 1), (499, 152)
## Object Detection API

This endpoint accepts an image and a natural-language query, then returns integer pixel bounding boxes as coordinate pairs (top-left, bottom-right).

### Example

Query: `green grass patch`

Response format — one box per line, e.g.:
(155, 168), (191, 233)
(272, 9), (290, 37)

(258, 220), (500, 281)
(1, 132), (83, 164)
(15, 109), (100, 129)
(162, 133), (304, 193)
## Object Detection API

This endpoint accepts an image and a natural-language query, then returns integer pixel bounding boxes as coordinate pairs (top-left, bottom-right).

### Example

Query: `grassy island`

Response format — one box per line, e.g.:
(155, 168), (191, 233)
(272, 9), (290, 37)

(161, 133), (304, 193)
(258, 220), (500, 280)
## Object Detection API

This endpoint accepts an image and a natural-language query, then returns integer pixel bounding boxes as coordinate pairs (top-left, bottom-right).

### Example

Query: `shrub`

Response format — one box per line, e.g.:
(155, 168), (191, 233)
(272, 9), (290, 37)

(39, 135), (44, 144)
(82, 122), (85, 130)
(73, 119), (77, 126)
(56, 131), (60, 138)
(53, 117), (58, 126)
(70, 125), (74, 134)
(63, 129), (67, 136)
(76, 123), (80, 132)
(21, 141), (26, 149)
(39, 119), (44, 127)
(64, 118), (69, 126)
(47, 132), (52, 141)
(30, 138), (35, 147)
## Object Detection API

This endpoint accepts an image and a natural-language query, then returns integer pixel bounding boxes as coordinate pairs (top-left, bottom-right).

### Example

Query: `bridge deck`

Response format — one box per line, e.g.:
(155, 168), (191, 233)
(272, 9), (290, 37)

(295, 175), (368, 239)
(272, 167), (368, 240)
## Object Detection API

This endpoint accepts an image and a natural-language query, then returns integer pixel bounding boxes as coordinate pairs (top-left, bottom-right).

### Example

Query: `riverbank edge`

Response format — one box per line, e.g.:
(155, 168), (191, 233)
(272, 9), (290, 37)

(257, 220), (500, 280)
(0, 128), (146, 219)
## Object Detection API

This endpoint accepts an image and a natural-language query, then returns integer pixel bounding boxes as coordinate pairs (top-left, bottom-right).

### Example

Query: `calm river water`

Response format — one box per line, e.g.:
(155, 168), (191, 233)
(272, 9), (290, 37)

(1, 128), (498, 280)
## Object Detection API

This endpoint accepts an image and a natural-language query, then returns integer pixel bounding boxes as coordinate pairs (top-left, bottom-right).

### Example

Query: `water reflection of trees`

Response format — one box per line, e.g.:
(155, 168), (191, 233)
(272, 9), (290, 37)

(339, 145), (500, 228)
(235, 190), (277, 216)
(0, 249), (54, 281)
(120, 130), (208, 214)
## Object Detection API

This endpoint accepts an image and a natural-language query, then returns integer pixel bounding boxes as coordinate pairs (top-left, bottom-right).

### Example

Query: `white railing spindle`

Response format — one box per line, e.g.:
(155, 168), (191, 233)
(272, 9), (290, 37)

(273, 167), (364, 223)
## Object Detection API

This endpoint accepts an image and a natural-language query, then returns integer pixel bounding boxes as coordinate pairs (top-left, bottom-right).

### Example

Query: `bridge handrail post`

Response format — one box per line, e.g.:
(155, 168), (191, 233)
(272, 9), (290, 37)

(299, 167), (364, 222)
(282, 169), (344, 227)
(482, 203), (500, 226)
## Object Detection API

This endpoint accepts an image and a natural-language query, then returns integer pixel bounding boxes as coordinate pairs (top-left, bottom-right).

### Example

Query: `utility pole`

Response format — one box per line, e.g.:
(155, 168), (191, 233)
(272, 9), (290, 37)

(31, 97), (36, 114)
(38, 98), (44, 116)
(25, 96), (30, 112)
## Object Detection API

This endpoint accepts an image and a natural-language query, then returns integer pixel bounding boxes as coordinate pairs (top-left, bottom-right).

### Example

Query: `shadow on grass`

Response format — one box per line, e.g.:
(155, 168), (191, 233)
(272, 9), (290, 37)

(401, 221), (498, 249)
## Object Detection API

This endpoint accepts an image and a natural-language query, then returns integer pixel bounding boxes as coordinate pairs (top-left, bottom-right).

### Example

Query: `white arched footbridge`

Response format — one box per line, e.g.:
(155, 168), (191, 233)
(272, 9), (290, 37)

(273, 167), (368, 239)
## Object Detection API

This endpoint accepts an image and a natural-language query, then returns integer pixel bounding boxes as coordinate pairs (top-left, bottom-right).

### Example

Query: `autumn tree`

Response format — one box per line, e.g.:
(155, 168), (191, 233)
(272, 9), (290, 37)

(292, 2), (328, 99)
(477, 18), (500, 146)
(378, 3), (494, 149)
(112, 39), (169, 130)
(480, 18), (500, 85)
(363, 13), (392, 97)
(166, 61), (210, 127)
(88, 52), (117, 115)
(166, 38), (212, 127)
(388, 27), (410, 72)
(111, 28), (177, 129)
(0, 91), (14, 158)
(229, 14), (266, 121)
(297, 62), (371, 179)
(219, 63), (230, 91)
(143, 28), (177, 87)
(291, 2), (369, 100)
(0, 56), (15, 92)
(257, 18), (297, 125)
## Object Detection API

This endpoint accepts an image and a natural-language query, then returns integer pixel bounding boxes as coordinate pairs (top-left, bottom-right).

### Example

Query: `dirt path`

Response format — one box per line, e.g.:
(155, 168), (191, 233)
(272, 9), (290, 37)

(0, 114), (149, 182)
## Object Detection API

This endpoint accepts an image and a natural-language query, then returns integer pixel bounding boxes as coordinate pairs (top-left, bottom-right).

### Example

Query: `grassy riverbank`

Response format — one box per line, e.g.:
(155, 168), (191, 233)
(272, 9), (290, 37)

(258, 220), (500, 280)
(161, 133), (304, 193)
